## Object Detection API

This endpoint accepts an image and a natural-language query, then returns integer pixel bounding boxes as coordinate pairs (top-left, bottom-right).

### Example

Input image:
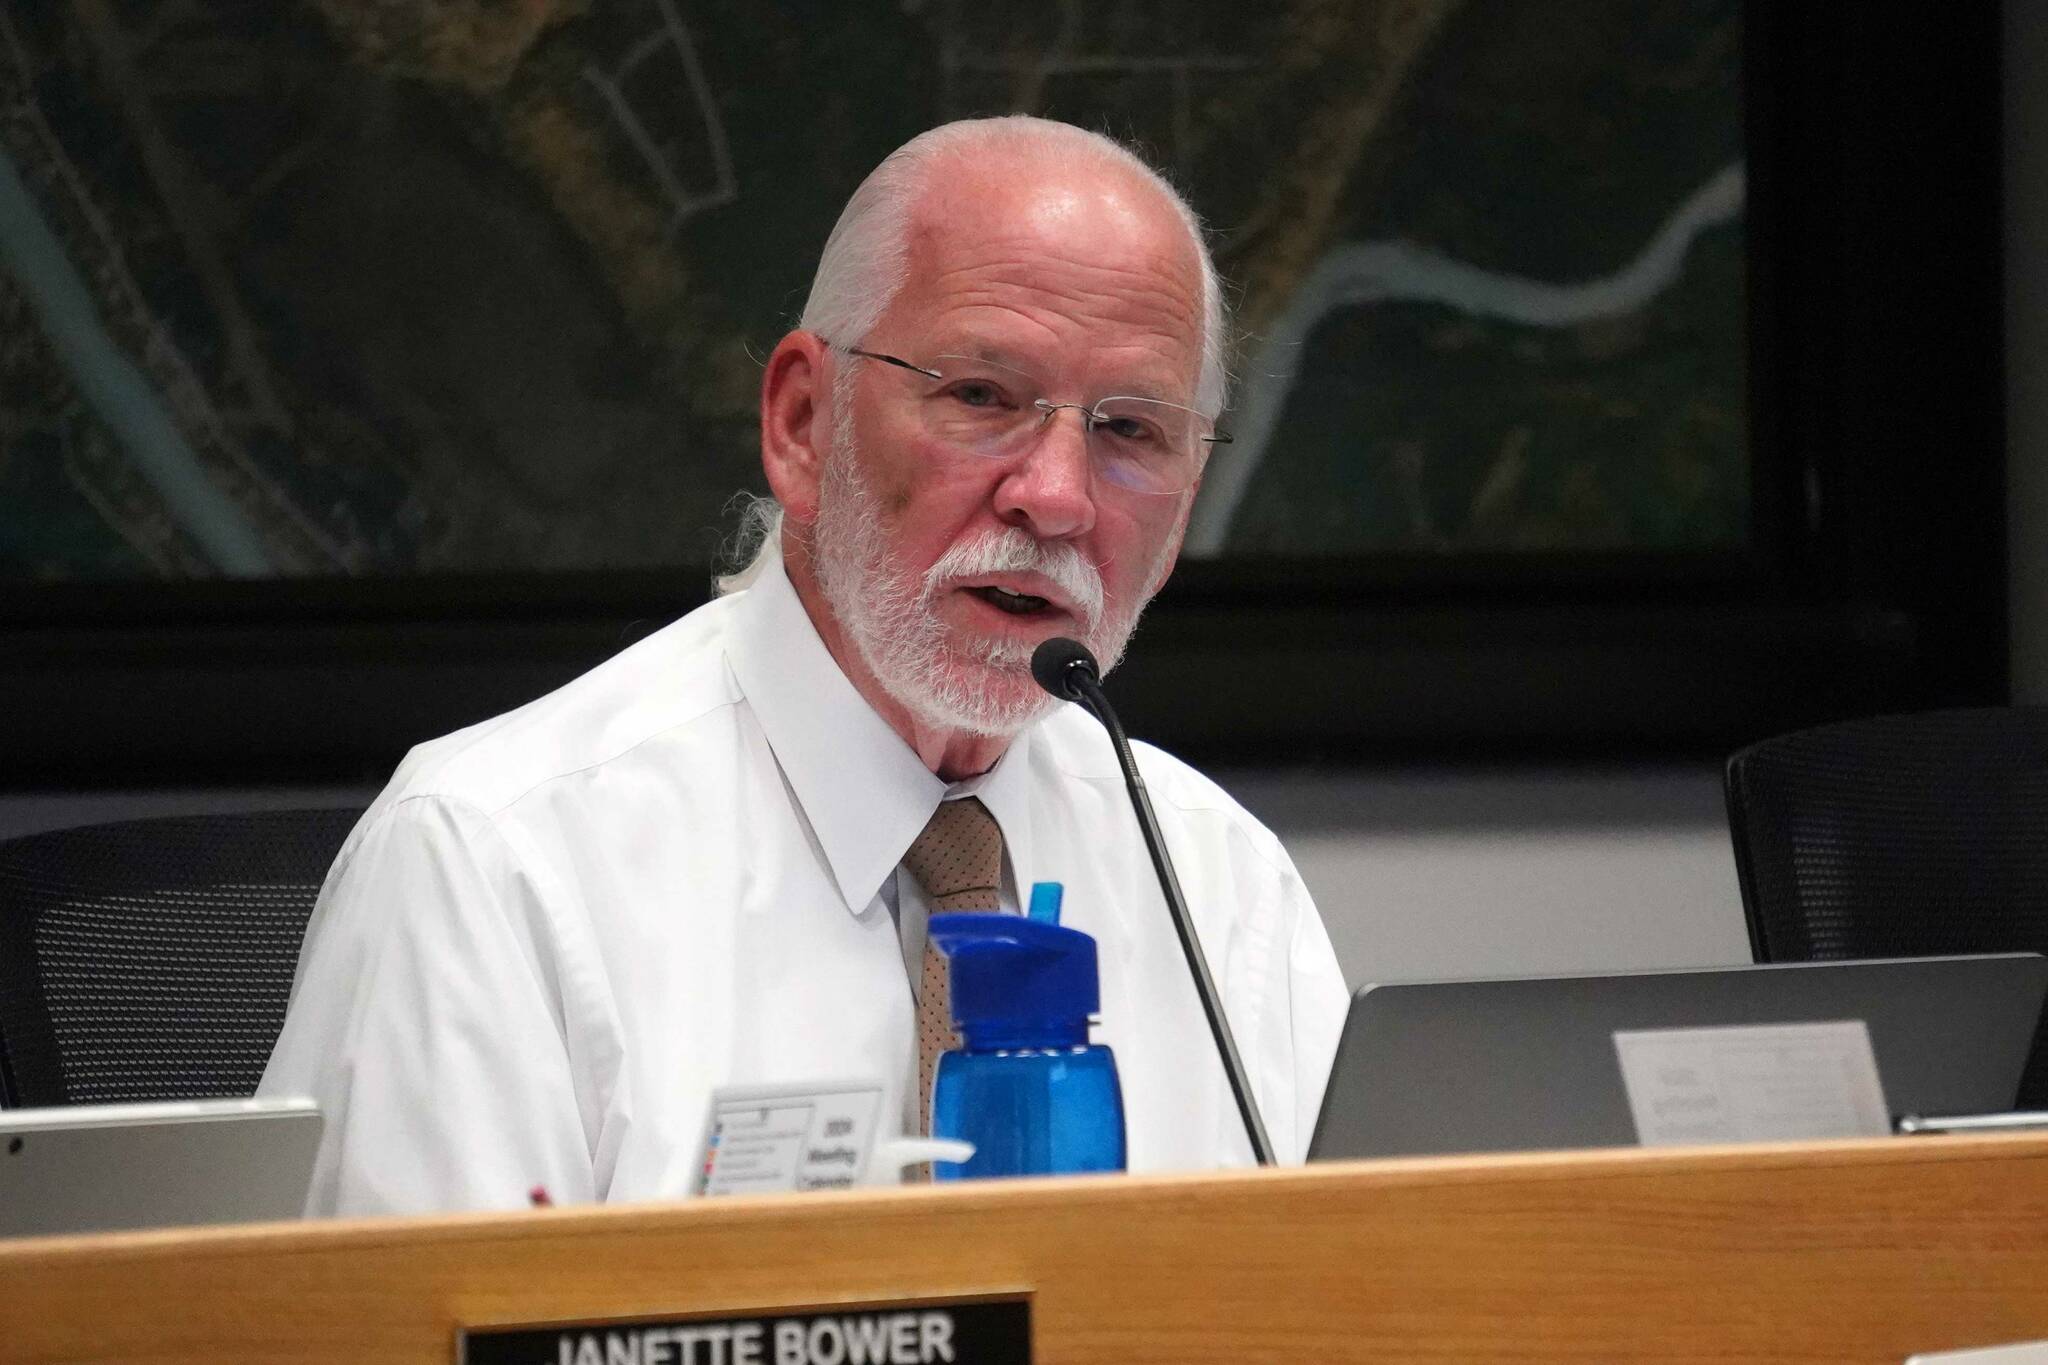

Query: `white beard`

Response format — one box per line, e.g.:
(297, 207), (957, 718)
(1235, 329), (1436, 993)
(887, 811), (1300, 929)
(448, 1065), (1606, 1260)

(809, 389), (1160, 738)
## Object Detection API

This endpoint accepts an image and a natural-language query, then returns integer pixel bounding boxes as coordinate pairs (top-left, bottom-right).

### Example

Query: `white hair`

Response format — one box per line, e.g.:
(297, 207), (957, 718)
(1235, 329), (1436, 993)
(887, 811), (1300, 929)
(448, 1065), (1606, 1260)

(713, 495), (783, 596)
(716, 116), (1226, 596)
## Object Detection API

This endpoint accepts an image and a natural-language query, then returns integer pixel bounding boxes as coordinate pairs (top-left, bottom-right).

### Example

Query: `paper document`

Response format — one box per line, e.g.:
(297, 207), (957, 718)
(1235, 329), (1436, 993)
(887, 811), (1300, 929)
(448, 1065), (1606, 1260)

(1613, 1019), (1890, 1146)
(692, 1081), (884, 1195)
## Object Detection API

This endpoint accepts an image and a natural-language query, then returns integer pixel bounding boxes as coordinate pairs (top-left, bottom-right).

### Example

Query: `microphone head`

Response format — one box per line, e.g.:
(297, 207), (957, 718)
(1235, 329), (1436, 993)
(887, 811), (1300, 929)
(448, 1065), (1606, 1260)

(1030, 637), (1099, 701)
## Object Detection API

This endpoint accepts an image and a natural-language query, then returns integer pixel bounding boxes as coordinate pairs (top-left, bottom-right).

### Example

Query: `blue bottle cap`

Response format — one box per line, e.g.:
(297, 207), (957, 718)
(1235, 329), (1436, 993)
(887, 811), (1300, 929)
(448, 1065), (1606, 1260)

(928, 912), (1099, 1049)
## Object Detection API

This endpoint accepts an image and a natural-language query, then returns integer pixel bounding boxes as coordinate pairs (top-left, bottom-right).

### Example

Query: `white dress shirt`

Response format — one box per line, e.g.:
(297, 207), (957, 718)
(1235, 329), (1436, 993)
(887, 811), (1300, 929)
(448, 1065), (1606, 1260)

(259, 555), (1351, 1216)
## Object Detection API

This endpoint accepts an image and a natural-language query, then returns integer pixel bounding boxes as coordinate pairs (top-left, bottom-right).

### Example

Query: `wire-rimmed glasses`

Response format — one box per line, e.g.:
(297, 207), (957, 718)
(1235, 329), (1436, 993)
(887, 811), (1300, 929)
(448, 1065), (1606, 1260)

(826, 340), (1230, 496)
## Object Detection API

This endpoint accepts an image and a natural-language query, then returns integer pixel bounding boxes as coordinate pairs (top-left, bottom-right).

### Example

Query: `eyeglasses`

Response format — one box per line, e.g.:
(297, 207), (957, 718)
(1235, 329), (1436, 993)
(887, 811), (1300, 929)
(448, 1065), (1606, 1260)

(825, 340), (1231, 496)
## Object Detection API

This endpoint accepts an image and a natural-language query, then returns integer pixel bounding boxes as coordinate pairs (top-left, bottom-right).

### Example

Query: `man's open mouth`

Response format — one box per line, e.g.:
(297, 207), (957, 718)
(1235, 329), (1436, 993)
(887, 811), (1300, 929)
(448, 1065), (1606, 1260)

(967, 585), (1054, 616)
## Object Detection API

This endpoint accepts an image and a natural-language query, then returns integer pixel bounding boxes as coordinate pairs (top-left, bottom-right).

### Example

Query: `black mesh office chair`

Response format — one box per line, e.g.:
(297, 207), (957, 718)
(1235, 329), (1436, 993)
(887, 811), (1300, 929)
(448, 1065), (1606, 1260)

(1724, 708), (2048, 1106)
(0, 808), (363, 1108)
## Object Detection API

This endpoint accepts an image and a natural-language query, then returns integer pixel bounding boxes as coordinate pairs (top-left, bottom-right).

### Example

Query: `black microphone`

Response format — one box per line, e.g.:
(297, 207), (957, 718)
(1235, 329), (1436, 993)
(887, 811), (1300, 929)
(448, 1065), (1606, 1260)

(1028, 635), (1097, 702)
(1029, 637), (1277, 1167)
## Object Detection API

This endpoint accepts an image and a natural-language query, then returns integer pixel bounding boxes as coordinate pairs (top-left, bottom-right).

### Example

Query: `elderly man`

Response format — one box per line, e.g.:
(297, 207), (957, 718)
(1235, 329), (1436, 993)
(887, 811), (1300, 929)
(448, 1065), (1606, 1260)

(261, 116), (1349, 1215)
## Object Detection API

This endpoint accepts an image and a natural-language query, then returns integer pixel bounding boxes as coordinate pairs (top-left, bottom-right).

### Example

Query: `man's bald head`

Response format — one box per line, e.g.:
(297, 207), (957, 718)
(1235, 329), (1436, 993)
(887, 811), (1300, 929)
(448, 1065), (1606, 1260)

(798, 117), (1229, 416)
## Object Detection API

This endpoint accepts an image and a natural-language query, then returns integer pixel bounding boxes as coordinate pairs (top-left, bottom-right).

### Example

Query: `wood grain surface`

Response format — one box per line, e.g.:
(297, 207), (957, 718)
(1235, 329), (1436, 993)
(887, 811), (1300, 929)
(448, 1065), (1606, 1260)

(6, 1135), (2048, 1363)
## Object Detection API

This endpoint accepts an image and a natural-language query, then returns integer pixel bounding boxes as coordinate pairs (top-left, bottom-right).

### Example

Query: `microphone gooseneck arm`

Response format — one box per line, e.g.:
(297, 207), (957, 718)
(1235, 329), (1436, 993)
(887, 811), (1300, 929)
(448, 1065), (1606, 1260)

(1036, 641), (1278, 1167)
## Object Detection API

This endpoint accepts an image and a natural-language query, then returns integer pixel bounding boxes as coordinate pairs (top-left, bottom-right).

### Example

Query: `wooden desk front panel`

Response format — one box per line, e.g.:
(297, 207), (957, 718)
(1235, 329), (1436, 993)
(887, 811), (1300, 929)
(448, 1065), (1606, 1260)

(5, 1135), (2048, 1363)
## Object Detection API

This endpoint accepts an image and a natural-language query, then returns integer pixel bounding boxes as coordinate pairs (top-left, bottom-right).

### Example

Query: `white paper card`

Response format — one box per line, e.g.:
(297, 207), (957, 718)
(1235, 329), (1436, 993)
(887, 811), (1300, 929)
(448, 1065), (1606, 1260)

(1613, 1019), (1891, 1146)
(691, 1080), (884, 1196)
(1906, 1344), (2048, 1364)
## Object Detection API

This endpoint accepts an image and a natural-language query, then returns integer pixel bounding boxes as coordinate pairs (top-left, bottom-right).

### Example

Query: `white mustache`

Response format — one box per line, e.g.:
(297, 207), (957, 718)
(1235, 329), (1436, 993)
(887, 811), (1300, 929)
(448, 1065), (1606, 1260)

(922, 529), (1105, 630)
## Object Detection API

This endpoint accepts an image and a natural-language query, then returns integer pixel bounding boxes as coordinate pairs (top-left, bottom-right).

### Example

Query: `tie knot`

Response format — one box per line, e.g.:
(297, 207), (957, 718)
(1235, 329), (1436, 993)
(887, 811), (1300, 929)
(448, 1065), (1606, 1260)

(902, 797), (1004, 912)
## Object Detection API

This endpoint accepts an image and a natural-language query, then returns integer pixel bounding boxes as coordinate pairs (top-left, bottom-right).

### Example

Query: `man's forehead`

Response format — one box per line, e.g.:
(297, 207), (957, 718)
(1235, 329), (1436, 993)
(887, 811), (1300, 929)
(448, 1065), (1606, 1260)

(890, 165), (1204, 385)
(910, 155), (1199, 276)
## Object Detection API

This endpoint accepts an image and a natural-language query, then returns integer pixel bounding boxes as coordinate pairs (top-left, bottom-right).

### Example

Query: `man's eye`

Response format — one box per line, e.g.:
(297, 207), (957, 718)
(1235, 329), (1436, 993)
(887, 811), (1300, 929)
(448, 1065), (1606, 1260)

(948, 381), (1007, 408)
(1101, 415), (1160, 443)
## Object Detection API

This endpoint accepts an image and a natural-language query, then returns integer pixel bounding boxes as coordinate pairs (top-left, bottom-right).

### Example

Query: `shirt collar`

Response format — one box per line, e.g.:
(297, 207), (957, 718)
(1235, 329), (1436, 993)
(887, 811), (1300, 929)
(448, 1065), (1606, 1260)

(725, 553), (1037, 915)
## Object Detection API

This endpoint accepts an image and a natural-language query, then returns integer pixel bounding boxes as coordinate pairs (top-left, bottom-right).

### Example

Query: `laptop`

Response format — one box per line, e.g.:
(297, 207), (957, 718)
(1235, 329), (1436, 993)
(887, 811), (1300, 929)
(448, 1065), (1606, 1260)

(1309, 954), (2048, 1160)
(0, 1096), (322, 1237)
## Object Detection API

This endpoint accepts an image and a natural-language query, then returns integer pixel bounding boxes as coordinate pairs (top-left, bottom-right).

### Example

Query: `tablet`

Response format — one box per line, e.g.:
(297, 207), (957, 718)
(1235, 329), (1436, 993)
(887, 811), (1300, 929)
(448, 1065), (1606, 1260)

(0, 1096), (322, 1237)
(1310, 953), (2048, 1159)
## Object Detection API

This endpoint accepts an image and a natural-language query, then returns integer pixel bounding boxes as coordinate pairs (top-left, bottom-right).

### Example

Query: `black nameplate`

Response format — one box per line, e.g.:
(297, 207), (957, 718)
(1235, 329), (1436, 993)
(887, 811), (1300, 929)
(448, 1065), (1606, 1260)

(459, 1295), (1030, 1365)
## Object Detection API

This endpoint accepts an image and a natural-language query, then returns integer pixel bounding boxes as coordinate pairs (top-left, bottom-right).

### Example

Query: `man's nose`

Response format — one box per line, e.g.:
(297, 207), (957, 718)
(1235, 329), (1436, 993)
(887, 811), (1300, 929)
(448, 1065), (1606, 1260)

(992, 407), (1097, 540)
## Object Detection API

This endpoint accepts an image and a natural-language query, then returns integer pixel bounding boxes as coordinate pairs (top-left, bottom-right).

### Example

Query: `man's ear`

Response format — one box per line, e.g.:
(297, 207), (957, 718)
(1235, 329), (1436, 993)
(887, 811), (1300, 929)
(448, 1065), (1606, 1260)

(760, 331), (832, 526)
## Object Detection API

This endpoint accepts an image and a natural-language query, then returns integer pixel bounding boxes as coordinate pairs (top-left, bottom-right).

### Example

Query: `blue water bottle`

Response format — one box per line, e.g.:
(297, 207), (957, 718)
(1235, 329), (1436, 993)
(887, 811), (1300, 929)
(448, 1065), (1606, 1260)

(926, 905), (1127, 1180)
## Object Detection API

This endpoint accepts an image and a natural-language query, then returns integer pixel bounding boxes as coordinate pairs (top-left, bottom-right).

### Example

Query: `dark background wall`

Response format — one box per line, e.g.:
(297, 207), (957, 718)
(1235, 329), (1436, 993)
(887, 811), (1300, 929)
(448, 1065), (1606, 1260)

(1, 2), (2034, 990)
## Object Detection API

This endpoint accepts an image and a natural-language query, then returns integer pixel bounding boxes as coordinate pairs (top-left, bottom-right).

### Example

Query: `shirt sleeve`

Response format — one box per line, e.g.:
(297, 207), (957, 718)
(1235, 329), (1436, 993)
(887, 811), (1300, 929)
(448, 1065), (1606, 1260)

(1212, 822), (1353, 1167)
(258, 795), (595, 1216)
(1283, 873), (1352, 1162)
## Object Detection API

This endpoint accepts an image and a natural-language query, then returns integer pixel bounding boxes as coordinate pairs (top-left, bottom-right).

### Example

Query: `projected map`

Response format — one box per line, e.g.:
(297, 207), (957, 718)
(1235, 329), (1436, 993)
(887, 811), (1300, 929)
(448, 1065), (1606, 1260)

(0, 0), (1742, 580)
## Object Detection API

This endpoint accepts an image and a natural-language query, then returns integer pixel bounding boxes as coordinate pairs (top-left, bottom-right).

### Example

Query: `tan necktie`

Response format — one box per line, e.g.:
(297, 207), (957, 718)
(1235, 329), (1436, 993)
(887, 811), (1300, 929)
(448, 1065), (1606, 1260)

(900, 797), (1004, 1138)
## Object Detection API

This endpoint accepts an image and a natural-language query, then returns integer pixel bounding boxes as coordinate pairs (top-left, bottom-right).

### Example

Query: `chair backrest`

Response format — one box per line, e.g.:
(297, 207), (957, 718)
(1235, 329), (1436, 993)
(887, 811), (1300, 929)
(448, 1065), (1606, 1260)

(0, 808), (363, 1108)
(1725, 707), (2048, 1105)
